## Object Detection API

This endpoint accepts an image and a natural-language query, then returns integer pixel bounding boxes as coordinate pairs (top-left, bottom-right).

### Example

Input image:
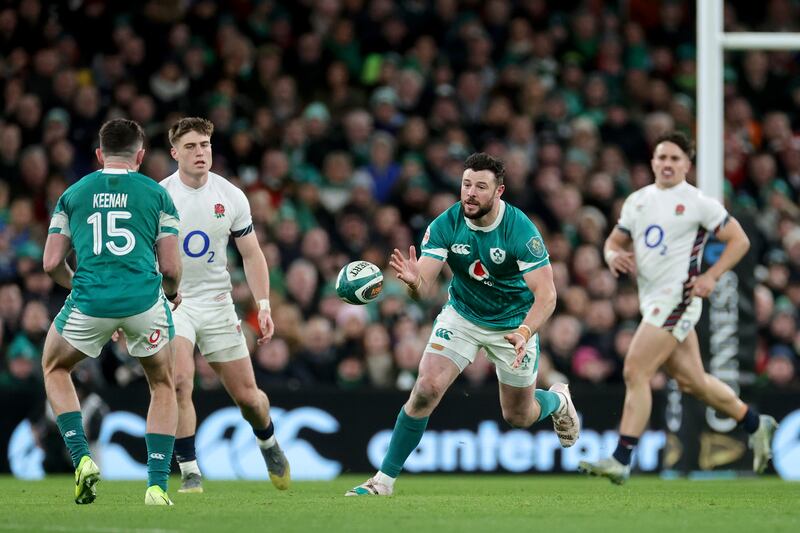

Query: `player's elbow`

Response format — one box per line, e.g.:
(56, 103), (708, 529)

(42, 256), (62, 275)
(739, 232), (751, 254)
(159, 260), (182, 283)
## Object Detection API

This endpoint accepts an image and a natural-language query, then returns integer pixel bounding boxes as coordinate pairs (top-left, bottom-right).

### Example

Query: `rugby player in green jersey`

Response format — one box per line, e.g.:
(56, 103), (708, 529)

(347, 153), (580, 496)
(42, 119), (182, 505)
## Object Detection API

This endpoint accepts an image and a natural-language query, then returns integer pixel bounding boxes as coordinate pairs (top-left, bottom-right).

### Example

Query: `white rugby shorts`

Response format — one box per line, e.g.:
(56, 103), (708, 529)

(172, 300), (249, 362)
(641, 295), (702, 342)
(55, 296), (173, 358)
(425, 305), (539, 387)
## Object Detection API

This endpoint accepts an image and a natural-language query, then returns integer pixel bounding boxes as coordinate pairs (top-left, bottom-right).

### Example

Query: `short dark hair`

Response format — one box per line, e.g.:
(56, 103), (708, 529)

(98, 119), (145, 156)
(654, 131), (695, 160)
(168, 117), (214, 146)
(464, 152), (505, 185)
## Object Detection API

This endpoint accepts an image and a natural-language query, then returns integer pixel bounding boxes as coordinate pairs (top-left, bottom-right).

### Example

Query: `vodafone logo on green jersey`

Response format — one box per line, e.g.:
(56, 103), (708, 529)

(468, 260), (493, 286)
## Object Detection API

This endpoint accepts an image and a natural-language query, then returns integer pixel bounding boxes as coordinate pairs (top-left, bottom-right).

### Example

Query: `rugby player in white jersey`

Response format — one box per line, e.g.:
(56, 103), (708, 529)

(160, 117), (289, 493)
(580, 132), (777, 484)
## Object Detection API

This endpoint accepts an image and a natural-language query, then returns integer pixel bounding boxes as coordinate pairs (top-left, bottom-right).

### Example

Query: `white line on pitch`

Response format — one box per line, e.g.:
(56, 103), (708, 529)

(0, 525), (180, 533)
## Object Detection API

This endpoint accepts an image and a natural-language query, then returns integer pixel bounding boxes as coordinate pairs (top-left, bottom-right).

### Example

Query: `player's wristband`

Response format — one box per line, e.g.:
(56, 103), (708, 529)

(516, 324), (532, 343)
(165, 291), (179, 302)
(258, 298), (271, 312)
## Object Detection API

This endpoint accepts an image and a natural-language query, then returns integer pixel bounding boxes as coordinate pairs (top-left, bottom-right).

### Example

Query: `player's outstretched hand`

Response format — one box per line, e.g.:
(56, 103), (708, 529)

(504, 332), (527, 368)
(688, 273), (716, 299)
(111, 328), (125, 343)
(257, 309), (275, 345)
(607, 250), (636, 278)
(389, 246), (421, 289)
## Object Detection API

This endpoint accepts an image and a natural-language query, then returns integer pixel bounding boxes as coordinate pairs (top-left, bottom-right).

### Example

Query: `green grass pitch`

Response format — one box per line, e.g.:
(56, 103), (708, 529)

(1, 475), (797, 533)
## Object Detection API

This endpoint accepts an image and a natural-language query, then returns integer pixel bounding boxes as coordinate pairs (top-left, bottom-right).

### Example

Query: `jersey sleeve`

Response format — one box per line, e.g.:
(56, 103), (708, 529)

(230, 187), (253, 235)
(616, 194), (637, 236)
(158, 188), (180, 241)
(512, 215), (550, 273)
(48, 193), (72, 238)
(420, 213), (452, 262)
(696, 191), (729, 232)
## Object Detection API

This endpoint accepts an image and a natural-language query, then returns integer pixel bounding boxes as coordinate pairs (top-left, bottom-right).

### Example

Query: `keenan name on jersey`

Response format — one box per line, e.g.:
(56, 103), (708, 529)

(48, 169), (179, 318)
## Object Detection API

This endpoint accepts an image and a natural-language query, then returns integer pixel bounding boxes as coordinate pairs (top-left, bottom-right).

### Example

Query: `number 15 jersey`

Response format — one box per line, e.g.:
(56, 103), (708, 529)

(48, 169), (180, 318)
(160, 171), (252, 304)
(617, 181), (728, 307)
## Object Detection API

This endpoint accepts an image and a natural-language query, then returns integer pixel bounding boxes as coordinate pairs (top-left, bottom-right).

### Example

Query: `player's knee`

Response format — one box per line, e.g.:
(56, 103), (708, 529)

(42, 353), (68, 376)
(622, 362), (648, 387)
(41, 355), (53, 376)
(174, 373), (194, 400)
(502, 408), (534, 428)
(233, 386), (263, 412)
(410, 378), (444, 412)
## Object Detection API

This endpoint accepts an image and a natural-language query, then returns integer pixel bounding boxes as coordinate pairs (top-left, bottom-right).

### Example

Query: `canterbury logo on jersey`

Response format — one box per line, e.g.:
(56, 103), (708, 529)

(435, 328), (453, 340)
(149, 452), (166, 460)
(450, 244), (471, 254)
(64, 430), (77, 438)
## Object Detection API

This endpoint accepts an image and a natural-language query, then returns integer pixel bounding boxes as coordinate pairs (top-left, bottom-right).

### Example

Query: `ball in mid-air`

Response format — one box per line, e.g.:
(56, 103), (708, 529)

(335, 260), (383, 304)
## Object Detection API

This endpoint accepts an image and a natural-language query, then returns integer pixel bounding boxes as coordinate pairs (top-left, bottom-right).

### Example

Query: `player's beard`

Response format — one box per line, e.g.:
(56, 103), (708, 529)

(462, 199), (493, 219)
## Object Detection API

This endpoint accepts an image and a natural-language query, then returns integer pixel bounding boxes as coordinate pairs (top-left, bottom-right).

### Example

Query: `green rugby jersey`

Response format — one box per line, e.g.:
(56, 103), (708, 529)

(421, 200), (550, 329)
(48, 168), (180, 318)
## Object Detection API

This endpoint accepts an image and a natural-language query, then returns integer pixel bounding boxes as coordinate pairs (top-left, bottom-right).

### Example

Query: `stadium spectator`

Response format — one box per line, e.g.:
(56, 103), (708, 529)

(0, 0), (798, 403)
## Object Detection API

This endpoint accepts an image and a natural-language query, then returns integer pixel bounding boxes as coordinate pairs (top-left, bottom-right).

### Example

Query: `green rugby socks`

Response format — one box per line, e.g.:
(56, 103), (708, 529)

(56, 411), (91, 468)
(379, 407), (429, 478)
(535, 390), (562, 422)
(145, 433), (175, 492)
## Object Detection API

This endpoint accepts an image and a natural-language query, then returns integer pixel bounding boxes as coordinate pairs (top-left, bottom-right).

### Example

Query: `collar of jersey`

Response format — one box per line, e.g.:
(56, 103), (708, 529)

(175, 172), (212, 192)
(101, 168), (130, 174)
(464, 200), (506, 232)
(655, 180), (689, 193)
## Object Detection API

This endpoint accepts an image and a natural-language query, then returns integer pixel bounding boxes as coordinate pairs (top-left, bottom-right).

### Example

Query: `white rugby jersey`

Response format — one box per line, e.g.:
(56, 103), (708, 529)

(160, 171), (253, 303)
(617, 180), (728, 306)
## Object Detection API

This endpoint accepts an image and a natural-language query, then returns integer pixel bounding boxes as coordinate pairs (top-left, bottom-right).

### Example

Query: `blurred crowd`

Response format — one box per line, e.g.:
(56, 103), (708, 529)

(1, 0), (800, 397)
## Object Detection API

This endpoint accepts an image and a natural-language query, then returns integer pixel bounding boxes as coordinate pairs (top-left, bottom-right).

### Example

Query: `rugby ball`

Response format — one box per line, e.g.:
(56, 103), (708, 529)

(335, 260), (383, 305)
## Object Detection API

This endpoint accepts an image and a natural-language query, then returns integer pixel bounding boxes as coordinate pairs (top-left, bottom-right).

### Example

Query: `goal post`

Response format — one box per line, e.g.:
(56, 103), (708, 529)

(696, 0), (800, 201)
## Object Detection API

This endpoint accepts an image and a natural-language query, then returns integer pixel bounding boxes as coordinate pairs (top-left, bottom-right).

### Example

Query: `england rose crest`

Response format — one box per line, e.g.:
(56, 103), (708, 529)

(214, 203), (225, 218)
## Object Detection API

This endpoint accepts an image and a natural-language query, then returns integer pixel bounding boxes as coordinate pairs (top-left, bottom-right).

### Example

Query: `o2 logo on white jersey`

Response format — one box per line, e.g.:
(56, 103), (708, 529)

(644, 225), (668, 256)
(183, 230), (215, 263)
(468, 260), (493, 286)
